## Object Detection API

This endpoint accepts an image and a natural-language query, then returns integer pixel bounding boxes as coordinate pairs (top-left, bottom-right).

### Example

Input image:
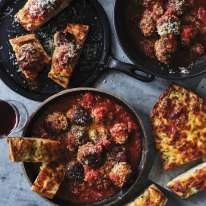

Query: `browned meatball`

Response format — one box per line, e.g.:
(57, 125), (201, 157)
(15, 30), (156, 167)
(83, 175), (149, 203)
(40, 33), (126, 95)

(109, 162), (132, 188)
(91, 106), (113, 124)
(65, 160), (84, 181)
(66, 125), (89, 151)
(139, 38), (156, 59)
(181, 25), (198, 47)
(89, 125), (112, 150)
(157, 14), (180, 36)
(67, 106), (91, 126)
(110, 123), (129, 144)
(155, 34), (178, 64)
(77, 142), (102, 167)
(152, 2), (164, 21)
(188, 42), (205, 61)
(167, 0), (186, 16)
(107, 146), (127, 163)
(44, 112), (68, 133)
(139, 10), (156, 37)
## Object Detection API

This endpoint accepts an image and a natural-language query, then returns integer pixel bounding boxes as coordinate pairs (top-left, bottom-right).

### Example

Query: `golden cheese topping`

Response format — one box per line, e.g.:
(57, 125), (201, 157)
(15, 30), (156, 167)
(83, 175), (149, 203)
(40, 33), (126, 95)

(167, 161), (206, 199)
(127, 184), (168, 206)
(9, 34), (51, 80)
(31, 163), (65, 199)
(15, 0), (71, 31)
(151, 83), (206, 170)
(7, 137), (62, 163)
(48, 24), (89, 88)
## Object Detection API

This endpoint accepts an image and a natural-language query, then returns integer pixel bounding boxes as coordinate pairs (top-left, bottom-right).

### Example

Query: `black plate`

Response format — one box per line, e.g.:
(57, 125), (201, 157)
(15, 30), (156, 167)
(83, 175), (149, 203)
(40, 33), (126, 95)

(114, 0), (206, 79)
(0, 0), (155, 102)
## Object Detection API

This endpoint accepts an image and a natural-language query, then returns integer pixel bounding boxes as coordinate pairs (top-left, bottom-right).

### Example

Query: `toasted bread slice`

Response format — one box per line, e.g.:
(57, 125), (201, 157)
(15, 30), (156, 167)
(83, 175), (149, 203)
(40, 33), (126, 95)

(151, 83), (206, 170)
(9, 34), (51, 80)
(7, 137), (62, 163)
(15, 0), (71, 31)
(127, 184), (168, 206)
(48, 24), (89, 88)
(31, 163), (65, 199)
(167, 161), (206, 199)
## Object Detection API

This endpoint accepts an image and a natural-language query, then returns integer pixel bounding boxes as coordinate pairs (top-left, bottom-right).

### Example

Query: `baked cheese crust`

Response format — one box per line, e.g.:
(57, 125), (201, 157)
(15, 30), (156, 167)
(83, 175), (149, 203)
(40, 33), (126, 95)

(167, 161), (206, 199)
(15, 0), (71, 31)
(9, 34), (51, 80)
(151, 83), (206, 170)
(48, 24), (89, 88)
(127, 184), (168, 206)
(7, 137), (62, 163)
(31, 163), (65, 199)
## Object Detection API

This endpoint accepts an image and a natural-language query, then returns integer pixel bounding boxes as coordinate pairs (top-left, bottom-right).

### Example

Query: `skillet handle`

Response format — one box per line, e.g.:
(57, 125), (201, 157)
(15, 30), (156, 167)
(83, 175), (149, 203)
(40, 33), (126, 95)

(106, 56), (155, 82)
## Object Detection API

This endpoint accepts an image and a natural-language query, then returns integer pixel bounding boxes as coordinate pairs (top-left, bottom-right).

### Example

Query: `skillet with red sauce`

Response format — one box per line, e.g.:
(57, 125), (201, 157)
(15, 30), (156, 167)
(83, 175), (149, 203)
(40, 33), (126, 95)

(22, 88), (148, 206)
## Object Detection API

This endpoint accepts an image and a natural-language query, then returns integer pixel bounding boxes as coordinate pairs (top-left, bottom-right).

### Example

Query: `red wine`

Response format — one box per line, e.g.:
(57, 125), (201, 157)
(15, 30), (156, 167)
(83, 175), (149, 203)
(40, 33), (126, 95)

(0, 101), (17, 136)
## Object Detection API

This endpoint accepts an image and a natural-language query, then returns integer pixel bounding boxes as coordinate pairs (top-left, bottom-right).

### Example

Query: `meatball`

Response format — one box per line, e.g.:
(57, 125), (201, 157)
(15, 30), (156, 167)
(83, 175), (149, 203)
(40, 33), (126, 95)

(139, 38), (156, 59)
(67, 106), (91, 126)
(157, 14), (180, 36)
(188, 42), (205, 61)
(155, 34), (178, 64)
(152, 2), (164, 21)
(89, 125), (112, 149)
(91, 106), (113, 124)
(167, 0), (186, 16)
(108, 146), (127, 163)
(110, 123), (129, 144)
(65, 160), (84, 181)
(139, 10), (156, 37)
(181, 25), (198, 47)
(77, 143), (102, 167)
(44, 112), (68, 133)
(109, 162), (132, 188)
(66, 125), (89, 151)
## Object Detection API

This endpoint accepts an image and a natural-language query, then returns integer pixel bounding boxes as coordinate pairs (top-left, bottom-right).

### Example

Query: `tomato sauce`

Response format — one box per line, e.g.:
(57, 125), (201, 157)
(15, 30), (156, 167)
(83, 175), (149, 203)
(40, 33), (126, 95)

(31, 92), (142, 204)
(126, 0), (206, 65)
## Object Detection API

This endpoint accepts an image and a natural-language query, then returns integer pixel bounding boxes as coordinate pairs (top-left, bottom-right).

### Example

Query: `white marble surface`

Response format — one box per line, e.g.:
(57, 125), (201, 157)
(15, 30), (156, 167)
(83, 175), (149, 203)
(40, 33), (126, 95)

(0, 0), (206, 205)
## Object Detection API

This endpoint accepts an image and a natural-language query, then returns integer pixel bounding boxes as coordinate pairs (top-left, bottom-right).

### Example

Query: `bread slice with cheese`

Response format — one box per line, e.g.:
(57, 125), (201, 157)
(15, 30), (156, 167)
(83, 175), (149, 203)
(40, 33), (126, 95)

(48, 24), (89, 88)
(9, 34), (51, 80)
(7, 137), (62, 163)
(167, 161), (206, 199)
(15, 0), (71, 31)
(151, 83), (206, 170)
(31, 163), (65, 199)
(127, 184), (168, 206)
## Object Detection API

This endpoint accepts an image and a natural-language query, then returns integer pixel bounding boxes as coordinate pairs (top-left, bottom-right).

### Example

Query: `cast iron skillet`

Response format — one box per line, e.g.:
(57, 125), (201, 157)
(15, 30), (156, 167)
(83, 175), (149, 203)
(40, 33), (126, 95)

(21, 88), (149, 206)
(0, 0), (154, 102)
(114, 0), (206, 79)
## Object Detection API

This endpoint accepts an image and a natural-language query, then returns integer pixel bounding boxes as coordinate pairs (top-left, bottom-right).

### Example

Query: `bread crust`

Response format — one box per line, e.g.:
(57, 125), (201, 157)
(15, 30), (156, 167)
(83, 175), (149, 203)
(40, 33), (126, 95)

(151, 83), (206, 170)
(15, 0), (71, 31)
(167, 161), (206, 199)
(48, 24), (89, 88)
(9, 34), (51, 80)
(127, 184), (168, 206)
(31, 163), (65, 199)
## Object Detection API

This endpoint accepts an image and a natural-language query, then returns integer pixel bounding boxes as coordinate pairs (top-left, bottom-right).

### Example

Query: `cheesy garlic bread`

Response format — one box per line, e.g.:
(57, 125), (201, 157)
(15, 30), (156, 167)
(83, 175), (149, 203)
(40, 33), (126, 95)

(151, 83), (206, 170)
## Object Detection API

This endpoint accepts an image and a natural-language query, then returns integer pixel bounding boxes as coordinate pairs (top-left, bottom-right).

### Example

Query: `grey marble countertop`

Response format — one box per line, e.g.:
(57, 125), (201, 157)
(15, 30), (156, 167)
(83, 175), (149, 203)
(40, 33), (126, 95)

(0, 0), (206, 205)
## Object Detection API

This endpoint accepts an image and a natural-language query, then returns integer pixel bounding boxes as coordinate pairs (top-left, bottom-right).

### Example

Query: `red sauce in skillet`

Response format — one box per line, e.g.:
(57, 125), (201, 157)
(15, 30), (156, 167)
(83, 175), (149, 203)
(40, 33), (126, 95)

(31, 92), (142, 204)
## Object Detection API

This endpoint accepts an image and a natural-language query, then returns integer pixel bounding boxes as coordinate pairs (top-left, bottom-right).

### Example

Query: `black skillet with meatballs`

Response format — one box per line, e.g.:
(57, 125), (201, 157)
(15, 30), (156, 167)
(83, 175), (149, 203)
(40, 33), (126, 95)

(31, 92), (142, 204)
(127, 0), (206, 65)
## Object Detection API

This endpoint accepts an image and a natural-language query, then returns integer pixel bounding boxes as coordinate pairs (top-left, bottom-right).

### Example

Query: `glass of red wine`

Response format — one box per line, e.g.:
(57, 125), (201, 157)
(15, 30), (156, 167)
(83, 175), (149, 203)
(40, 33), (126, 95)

(0, 100), (28, 139)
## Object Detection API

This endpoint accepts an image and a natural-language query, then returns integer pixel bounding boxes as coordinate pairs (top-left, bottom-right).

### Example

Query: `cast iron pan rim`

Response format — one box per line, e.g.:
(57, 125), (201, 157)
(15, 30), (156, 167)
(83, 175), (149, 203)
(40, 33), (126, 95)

(113, 0), (206, 80)
(21, 87), (149, 206)
(0, 0), (111, 102)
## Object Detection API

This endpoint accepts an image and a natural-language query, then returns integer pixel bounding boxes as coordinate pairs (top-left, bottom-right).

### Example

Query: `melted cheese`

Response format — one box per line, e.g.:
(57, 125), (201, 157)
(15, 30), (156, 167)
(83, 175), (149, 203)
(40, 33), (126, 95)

(167, 161), (206, 199)
(151, 83), (206, 170)
(31, 163), (65, 199)
(7, 137), (62, 163)
(127, 184), (168, 206)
